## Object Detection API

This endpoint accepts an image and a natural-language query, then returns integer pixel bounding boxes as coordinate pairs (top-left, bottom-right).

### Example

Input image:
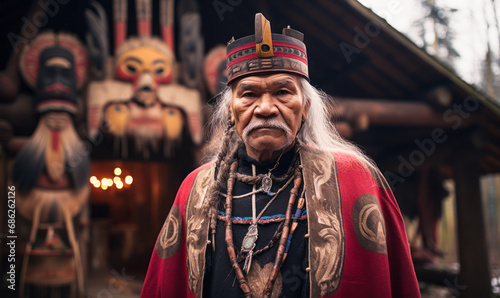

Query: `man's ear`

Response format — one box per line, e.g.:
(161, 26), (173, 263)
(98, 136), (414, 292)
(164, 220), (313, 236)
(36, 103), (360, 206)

(229, 105), (235, 125)
(302, 100), (311, 121)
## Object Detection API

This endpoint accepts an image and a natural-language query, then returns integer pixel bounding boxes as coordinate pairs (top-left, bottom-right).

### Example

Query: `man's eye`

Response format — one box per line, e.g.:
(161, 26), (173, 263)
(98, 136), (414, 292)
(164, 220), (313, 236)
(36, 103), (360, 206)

(276, 90), (289, 95)
(242, 92), (256, 97)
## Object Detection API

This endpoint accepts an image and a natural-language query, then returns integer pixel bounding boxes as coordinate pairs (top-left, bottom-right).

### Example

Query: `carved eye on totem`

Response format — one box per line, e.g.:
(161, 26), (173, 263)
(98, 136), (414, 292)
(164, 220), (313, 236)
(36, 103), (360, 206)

(116, 59), (142, 81)
(155, 68), (164, 75)
(152, 60), (170, 81)
(126, 65), (137, 74)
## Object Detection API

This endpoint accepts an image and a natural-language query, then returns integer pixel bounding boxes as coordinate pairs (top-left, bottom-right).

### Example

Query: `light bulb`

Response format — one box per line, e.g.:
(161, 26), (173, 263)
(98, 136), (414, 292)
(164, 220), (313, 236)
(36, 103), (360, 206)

(116, 181), (124, 189)
(114, 167), (122, 176)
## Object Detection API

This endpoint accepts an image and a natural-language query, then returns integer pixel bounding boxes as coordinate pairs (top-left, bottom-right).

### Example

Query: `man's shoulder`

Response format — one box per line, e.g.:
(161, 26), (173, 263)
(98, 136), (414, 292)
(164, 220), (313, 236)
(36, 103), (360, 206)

(300, 145), (369, 175)
(187, 161), (215, 179)
(333, 152), (392, 191)
(302, 144), (365, 166)
(180, 161), (215, 189)
(333, 152), (368, 171)
(173, 161), (215, 210)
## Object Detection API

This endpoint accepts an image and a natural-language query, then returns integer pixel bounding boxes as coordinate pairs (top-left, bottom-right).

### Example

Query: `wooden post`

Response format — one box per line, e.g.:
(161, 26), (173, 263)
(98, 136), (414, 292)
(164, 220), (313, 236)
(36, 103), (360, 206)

(452, 147), (492, 297)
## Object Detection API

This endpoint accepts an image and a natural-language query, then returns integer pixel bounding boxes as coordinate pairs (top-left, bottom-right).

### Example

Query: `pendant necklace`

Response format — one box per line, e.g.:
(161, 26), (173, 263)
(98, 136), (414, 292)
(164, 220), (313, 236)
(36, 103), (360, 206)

(225, 160), (303, 297)
(241, 165), (258, 273)
(240, 154), (284, 273)
(261, 154), (282, 194)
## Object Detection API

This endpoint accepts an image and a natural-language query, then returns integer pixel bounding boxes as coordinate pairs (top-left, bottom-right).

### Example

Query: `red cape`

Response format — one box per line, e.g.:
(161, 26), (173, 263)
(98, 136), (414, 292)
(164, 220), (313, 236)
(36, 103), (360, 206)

(142, 149), (420, 297)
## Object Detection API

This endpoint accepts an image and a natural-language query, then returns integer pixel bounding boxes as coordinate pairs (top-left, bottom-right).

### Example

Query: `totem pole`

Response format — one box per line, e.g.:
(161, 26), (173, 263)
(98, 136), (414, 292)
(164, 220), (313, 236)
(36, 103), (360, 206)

(203, 45), (228, 98)
(13, 31), (90, 297)
(85, 0), (203, 159)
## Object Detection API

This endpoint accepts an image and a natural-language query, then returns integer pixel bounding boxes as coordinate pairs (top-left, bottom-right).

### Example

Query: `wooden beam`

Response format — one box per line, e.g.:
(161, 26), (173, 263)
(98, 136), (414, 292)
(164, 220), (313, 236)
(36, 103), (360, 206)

(483, 155), (500, 171)
(336, 98), (476, 127)
(486, 143), (500, 159)
(452, 147), (492, 297)
(480, 159), (497, 174)
(334, 121), (353, 139)
(376, 137), (454, 173)
(484, 122), (500, 139)
(374, 130), (486, 173)
(425, 86), (453, 107)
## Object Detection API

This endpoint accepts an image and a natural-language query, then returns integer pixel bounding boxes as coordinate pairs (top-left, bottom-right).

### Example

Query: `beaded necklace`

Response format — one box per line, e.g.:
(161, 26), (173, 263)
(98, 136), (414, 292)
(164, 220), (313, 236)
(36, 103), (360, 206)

(224, 159), (303, 297)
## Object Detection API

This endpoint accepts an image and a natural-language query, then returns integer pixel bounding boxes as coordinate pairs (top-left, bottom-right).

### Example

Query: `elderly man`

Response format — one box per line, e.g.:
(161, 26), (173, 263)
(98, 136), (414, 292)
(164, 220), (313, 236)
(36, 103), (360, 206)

(142, 13), (420, 298)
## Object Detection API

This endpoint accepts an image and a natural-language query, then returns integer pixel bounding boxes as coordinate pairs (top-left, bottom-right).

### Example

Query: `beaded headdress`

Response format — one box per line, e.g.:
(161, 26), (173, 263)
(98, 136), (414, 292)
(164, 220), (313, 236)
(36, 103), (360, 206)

(226, 13), (308, 84)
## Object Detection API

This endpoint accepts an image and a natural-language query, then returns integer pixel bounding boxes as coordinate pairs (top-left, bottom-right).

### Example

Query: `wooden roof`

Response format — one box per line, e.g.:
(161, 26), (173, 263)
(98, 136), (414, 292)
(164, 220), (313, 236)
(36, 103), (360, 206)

(198, 0), (500, 174)
(199, 0), (495, 105)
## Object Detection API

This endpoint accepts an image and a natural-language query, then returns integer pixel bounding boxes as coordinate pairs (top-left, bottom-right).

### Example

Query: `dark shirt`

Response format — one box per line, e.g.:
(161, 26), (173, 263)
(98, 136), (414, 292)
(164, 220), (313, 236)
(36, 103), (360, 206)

(203, 146), (309, 298)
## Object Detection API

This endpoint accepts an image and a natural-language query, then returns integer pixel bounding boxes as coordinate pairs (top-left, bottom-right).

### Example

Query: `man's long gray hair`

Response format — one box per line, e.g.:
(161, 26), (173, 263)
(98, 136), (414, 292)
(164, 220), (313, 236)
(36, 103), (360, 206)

(203, 77), (373, 167)
(202, 77), (374, 241)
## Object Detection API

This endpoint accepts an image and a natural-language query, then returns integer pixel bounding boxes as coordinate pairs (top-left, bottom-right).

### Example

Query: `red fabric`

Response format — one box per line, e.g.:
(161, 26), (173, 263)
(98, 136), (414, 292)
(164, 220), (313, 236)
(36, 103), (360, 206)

(141, 164), (210, 298)
(329, 154), (420, 298)
(141, 155), (420, 297)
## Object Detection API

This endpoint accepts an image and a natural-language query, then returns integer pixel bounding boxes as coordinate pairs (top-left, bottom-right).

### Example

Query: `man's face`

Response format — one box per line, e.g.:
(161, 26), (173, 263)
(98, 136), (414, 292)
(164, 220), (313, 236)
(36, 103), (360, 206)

(230, 73), (308, 162)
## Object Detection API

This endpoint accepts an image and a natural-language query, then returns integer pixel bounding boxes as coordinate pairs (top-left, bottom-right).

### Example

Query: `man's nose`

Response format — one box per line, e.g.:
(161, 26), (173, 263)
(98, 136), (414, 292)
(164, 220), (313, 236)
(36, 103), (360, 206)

(254, 93), (278, 117)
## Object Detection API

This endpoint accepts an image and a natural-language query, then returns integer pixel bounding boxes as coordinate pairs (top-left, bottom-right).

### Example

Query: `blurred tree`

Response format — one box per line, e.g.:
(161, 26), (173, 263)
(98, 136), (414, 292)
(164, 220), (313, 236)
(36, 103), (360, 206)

(483, 11), (495, 98)
(414, 0), (459, 66)
(491, 0), (500, 55)
(481, 0), (500, 101)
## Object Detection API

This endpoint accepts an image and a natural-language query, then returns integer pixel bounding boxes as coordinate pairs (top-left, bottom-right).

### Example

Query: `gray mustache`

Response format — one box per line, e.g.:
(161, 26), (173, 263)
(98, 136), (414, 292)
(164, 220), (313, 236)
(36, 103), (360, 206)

(242, 119), (291, 140)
